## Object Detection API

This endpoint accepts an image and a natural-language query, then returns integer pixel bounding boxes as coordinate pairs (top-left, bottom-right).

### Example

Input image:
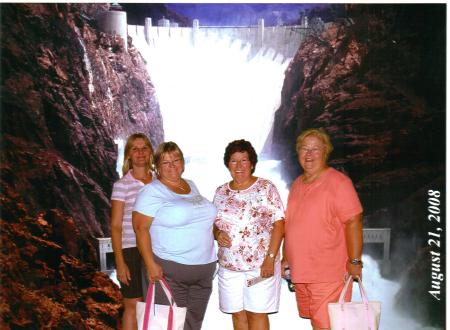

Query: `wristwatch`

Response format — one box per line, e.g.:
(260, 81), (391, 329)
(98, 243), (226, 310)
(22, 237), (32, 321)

(349, 258), (363, 267)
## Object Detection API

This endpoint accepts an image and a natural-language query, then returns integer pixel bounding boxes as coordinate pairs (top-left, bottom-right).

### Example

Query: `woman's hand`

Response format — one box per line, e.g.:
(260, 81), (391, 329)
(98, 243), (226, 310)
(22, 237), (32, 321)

(260, 256), (275, 278)
(147, 262), (163, 282)
(262, 219), (284, 278)
(116, 261), (131, 285)
(216, 230), (232, 248)
(346, 262), (362, 280)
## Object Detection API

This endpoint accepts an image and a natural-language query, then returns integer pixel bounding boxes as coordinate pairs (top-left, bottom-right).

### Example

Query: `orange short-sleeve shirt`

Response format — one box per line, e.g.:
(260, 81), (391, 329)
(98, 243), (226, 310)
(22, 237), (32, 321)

(285, 167), (363, 283)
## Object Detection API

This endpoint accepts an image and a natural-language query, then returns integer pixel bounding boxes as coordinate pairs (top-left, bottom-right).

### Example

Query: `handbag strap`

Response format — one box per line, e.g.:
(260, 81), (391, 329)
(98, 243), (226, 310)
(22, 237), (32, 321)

(338, 276), (369, 304)
(159, 278), (179, 307)
(355, 277), (370, 304)
(355, 277), (376, 329)
(142, 278), (175, 330)
(339, 276), (376, 329)
(338, 276), (353, 303)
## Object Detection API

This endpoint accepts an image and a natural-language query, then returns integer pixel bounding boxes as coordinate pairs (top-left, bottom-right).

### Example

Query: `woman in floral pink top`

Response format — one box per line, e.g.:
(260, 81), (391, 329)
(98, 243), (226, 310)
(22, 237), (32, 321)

(213, 139), (285, 330)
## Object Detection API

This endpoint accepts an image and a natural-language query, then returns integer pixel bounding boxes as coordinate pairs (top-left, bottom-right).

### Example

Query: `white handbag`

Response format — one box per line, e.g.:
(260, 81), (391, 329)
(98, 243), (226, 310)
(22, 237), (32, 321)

(328, 276), (381, 330)
(137, 278), (187, 330)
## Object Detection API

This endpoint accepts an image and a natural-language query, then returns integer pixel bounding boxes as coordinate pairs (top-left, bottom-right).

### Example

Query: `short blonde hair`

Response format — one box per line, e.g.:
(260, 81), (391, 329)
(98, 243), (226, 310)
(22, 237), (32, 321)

(153, 141), (185, 176)
(122, 133), (154, 175)
(296, 128), (334, 161)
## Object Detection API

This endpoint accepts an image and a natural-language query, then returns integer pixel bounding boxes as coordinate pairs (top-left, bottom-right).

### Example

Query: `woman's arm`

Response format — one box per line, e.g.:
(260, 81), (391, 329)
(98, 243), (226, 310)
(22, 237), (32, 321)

(132, 211), (163, 281)
(111, 200), (130, 285)
(345, 213), (363, 278)
(213, 224), (231, 247)
(261, 219), (285, 278)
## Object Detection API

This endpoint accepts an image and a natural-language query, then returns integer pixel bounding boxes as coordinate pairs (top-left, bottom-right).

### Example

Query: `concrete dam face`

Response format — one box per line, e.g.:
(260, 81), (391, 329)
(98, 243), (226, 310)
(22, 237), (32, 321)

(126, 18), (310, 164)
(97, 11), (311, 155)
(129, 18), (310, 64)
(96, 11), (312, 200)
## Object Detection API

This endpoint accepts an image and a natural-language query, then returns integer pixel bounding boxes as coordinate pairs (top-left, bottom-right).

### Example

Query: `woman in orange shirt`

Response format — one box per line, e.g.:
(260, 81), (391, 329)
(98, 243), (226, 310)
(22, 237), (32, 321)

(283, 128), (363, 330)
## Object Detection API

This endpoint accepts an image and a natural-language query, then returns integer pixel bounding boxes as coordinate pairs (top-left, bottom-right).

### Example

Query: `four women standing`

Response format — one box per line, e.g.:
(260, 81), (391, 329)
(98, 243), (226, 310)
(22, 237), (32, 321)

(111, 129), (363, 330)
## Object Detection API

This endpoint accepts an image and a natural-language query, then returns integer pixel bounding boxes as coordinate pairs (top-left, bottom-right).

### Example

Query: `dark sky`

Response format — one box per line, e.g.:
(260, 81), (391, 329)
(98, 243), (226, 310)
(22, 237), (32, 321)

(166, 3), (329, 26)
(119, 3), (333, 27)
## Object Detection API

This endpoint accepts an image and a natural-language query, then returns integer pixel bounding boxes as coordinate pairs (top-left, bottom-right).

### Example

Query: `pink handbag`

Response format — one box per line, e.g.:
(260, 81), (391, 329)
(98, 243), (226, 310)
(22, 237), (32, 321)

(136, 278), (187, 330)
(328, 276), (381, 330)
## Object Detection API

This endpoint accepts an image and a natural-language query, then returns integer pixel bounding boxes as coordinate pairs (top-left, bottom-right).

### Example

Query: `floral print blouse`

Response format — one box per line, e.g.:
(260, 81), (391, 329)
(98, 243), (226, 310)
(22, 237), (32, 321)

(213, 177), (285, 271)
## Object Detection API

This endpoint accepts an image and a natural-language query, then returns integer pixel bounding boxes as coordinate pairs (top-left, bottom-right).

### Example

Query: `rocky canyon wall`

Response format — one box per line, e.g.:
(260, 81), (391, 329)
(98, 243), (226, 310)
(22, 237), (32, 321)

(271, 5), (445, 327)
(1, 3), (163, 328)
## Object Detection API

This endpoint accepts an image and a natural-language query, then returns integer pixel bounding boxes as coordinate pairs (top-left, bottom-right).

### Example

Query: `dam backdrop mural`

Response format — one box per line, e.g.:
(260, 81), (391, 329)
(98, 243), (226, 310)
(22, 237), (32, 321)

(0, 3), (446, 329)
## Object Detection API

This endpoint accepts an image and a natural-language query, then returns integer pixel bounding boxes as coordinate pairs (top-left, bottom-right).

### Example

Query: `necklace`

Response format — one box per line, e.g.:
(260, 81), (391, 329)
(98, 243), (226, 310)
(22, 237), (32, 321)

(231, 177), (254, 192)
(162, 178), (187, 192)
(133, 171), (151, 182)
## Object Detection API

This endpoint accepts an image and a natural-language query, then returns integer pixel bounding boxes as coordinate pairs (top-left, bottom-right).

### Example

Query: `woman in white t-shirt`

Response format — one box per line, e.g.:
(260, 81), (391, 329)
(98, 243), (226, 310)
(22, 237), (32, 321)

(133, 141), (217, 330)
(213, 139), (285, 330)
(111, 133), (154, 330)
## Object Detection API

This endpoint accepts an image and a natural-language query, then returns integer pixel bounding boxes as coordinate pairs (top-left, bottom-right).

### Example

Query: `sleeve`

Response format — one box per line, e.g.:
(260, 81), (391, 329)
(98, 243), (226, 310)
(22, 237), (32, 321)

(212, 187), (219, 206)
(267, 181), (285, 223)
(334, 176), (363, 224)
(133, 184), (162, 217)
(111, 180), (126, 202)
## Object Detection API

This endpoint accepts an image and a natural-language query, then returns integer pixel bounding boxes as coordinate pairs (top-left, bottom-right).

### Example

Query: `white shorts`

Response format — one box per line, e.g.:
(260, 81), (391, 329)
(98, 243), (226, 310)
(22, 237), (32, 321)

(218, 262), (281, 314)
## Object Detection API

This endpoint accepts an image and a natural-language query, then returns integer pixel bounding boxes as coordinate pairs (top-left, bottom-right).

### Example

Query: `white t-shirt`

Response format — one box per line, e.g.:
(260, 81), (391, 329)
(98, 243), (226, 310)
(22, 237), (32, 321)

(111, 170), (147, 249)
(213, 178), (285, 271)
(133, 179), (217, 265)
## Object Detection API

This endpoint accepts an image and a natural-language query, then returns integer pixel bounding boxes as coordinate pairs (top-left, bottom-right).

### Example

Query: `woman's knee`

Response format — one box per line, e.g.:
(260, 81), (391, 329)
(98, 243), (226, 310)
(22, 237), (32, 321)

(246, 311), (269, 329)
(123, 297), (141, 312)
(232, 310), (248, 329)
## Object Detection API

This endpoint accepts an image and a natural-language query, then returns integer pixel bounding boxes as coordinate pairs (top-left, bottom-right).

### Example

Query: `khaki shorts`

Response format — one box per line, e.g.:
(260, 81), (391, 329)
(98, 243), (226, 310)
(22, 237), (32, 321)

(294, 280), (352, 328)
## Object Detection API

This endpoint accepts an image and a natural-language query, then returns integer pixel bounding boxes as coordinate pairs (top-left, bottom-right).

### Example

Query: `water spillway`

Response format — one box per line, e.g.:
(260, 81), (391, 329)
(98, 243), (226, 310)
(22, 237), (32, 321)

(129, 20), (308, 158)
(128, 20), (309, 198)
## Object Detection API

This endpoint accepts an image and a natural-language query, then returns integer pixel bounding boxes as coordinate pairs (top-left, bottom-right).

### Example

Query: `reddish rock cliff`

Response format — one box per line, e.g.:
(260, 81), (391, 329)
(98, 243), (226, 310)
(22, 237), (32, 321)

(1, 3), (163, 328)
(272, 5), (445, 327)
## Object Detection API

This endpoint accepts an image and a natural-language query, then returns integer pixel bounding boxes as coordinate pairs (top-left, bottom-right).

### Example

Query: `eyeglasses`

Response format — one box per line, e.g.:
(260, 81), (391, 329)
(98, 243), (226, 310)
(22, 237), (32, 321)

(299, 146), (322, 154)
(161, 159), (182, 167)
(229, 159), (250, 166)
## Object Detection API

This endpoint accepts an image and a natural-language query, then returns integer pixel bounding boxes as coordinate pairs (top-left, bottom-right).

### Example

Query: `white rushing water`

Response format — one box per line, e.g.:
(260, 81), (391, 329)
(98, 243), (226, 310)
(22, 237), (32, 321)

(131, 27), (288, 160)
(122, 27), (441, 330)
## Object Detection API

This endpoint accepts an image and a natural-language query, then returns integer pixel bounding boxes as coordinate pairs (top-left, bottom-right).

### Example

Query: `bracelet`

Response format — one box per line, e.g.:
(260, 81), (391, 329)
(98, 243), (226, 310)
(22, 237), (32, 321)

(267, 252), (275, 259)
(348, 258), (363, 267)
